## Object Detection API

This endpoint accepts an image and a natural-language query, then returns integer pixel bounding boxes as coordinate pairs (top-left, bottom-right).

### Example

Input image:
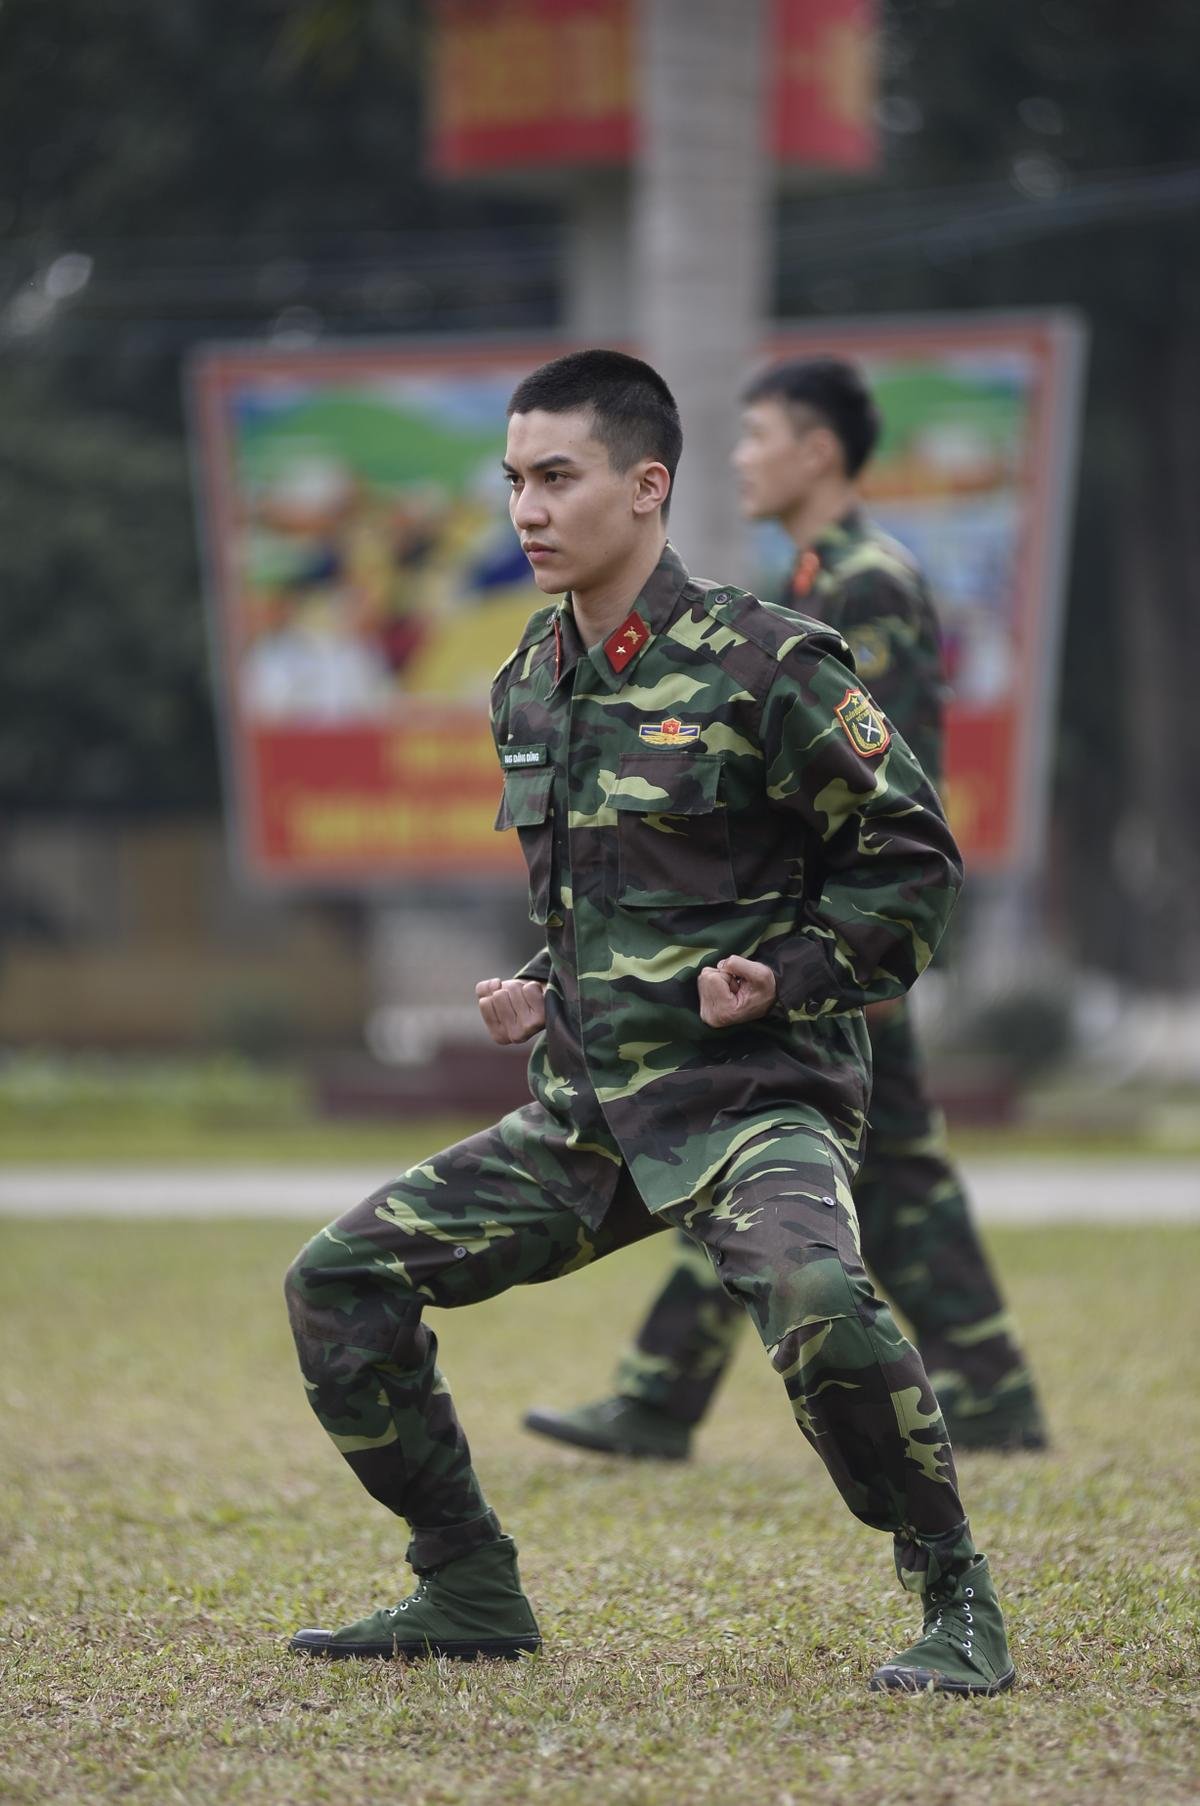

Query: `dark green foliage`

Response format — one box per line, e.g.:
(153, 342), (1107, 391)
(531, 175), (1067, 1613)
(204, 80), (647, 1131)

(0, 364), (215, 807)
(0, 0), (426, 243)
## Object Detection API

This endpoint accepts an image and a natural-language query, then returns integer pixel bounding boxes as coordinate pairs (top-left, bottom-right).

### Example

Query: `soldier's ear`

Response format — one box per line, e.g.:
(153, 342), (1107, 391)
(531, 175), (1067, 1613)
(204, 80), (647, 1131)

(633, 459), (671, 516)
(806, 424), (844, 478)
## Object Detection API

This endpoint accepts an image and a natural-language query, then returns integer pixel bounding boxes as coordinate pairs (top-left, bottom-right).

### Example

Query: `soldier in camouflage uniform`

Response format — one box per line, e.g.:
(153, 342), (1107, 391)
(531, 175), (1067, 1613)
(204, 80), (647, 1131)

(525, 358), (1047, 1463)
(285, 350), (1014, 1694)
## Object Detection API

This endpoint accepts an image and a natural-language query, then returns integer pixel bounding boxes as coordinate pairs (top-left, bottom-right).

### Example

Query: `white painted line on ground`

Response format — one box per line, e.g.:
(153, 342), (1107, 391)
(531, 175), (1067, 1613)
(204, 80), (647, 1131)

(0, 1161), (1196, 1222)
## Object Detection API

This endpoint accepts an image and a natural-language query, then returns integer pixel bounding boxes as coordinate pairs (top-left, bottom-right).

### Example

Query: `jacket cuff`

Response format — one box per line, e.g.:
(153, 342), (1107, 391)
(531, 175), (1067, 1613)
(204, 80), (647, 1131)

(760, 935), (837, 1021)
(514, 946), (552, 986)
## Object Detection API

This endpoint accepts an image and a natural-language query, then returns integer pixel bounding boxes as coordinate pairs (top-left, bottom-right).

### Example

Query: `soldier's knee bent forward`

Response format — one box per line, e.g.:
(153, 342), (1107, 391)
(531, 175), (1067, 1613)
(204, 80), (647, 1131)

(283, 1231), (327, 1321)
(283, 1227), (426, 1371)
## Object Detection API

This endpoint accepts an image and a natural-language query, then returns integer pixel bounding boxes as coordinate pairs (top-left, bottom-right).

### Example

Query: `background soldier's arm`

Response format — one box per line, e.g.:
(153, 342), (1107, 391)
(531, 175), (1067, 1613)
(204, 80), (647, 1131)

(757, 645), (962, 1018)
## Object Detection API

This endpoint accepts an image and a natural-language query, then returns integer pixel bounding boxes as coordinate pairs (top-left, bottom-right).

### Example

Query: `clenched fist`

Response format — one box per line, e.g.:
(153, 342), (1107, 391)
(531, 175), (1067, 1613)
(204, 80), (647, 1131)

(697, 955), (778, 1029)
(476, 976), (547, 1046)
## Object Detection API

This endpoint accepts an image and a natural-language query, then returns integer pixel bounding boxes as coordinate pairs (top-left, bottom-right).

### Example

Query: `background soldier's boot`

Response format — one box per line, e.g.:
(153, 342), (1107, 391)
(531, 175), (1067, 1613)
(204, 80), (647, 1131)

(869, 1555), (1014, 1695)
(522, 1395), (691, 1460)
(938, 1381), (1049, 1452)
(289, 1535), (541, 1661)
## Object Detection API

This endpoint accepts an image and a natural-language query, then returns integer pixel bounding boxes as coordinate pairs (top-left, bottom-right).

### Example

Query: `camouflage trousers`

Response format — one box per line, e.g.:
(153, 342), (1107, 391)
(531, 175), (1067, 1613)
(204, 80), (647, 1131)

(285, 1107), (975, 1595)
(616, 1004), (1043, 1434)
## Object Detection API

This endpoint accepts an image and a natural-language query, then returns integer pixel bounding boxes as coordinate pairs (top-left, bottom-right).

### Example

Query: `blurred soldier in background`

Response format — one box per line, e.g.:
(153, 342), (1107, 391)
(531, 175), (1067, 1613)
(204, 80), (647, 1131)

(284, 350), (1015, 1695)
(524, 357), (1048, 1462)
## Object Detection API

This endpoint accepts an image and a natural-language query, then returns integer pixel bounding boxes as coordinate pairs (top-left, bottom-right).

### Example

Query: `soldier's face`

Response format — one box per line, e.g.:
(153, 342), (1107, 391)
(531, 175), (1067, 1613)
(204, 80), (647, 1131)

(505, 406), (653, 598)
(733, 398), (825, 521)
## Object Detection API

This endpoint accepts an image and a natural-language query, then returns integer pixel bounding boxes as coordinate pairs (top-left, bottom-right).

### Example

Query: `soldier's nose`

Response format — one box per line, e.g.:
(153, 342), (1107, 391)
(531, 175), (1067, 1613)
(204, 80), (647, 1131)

(513, 494), (549, 530)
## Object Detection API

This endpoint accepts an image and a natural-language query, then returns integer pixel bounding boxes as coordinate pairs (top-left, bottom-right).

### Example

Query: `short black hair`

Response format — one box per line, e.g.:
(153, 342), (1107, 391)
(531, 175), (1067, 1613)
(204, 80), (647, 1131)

(507, 349), (683, 490)
(742, 356), (880, 477)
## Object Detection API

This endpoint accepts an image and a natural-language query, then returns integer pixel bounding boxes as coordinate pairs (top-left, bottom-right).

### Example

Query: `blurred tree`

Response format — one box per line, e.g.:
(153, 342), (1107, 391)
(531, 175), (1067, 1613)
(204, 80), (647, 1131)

(0, 361), (213, 809)
(0, 0), (549, 814)
(0, 0), (424, 243)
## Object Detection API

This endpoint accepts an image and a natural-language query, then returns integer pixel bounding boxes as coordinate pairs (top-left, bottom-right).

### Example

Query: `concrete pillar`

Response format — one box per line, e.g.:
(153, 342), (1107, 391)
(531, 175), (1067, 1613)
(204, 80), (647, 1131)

(563, 171), (633, 340)
(631, 0), (771, 586)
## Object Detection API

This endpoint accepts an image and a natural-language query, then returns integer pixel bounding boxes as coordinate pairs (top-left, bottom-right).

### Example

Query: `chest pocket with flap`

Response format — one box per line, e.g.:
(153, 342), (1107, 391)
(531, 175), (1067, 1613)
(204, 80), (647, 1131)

(612, 753), (736, 908)
(494, 767), (554, 925)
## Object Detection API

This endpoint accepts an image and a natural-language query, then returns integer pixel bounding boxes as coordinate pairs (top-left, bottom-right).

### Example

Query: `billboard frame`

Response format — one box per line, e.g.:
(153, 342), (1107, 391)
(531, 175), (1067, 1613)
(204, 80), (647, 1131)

(185, 308), (1087, 897)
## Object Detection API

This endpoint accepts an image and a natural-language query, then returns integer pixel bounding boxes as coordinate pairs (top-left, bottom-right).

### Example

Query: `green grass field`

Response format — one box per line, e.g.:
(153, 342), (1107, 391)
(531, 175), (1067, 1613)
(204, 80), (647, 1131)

(1, 1216), (1196, 1805)
(3, 1116), (1199, 1169)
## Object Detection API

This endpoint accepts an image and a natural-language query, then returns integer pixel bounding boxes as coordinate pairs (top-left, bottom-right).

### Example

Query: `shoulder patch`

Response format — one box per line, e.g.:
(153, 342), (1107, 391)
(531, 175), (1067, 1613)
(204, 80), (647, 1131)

(846, 624), (891, 683)
(835, 687), (891, 758)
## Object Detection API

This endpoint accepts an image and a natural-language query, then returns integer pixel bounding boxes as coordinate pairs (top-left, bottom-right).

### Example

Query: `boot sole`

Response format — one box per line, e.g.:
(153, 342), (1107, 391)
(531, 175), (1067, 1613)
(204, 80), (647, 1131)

(290, 1630), (541, 1662)
(868, 1663), (1015, 1696)
(522, 1410), (689, 1461)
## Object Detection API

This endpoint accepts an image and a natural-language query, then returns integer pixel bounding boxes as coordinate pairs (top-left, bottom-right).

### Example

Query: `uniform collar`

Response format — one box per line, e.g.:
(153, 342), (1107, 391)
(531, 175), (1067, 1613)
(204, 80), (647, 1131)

(789, 508), (865, 604)
(810, 506), (865, 562)
(549, 598), (587, 687)
(579, 540), (691, 693)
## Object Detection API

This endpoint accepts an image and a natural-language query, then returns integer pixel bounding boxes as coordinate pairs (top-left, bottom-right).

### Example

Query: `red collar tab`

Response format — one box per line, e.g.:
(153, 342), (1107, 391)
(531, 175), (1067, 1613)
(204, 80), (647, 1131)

(791, 549), (821, 600)
(604, 610), (650, 673)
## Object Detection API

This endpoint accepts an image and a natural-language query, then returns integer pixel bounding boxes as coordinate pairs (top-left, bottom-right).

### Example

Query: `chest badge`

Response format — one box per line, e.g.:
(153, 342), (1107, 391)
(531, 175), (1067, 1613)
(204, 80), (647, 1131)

(638, 717), (700, 747)
(835, 688), (891, 758)
(605, 610), (650, 673)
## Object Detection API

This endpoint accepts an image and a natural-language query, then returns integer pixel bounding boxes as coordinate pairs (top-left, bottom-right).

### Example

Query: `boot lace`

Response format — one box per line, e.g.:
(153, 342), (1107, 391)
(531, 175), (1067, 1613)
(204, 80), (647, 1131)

(387, 1577), (429, 1618)
(916, 1581), (976, 1663)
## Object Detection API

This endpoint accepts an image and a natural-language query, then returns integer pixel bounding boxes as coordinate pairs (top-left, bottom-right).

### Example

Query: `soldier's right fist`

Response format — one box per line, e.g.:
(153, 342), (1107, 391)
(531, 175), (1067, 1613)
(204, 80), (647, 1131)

(476, 976), (547, 1045)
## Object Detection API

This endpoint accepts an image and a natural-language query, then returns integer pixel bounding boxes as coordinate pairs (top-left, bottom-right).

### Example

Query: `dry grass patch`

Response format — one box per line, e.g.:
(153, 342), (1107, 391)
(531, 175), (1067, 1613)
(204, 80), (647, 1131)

(1, 1214), (1196, 1804)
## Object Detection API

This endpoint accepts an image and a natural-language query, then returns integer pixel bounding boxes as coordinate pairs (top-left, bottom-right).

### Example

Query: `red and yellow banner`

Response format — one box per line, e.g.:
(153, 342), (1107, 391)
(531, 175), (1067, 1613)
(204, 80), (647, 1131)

(431, 0), (635, 177)
(770, 0), (877, 171)
(429, 0), (877, 177)
(248, 714), (507, 878)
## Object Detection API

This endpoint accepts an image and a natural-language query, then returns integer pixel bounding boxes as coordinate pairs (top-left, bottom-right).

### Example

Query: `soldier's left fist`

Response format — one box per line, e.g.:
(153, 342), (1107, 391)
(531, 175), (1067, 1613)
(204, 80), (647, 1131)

(697, 955), (777, 1028)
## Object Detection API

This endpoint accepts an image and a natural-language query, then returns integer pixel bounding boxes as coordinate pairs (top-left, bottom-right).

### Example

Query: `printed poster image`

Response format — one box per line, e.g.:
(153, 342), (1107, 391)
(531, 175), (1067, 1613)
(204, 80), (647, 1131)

(189, 317), (1084, 888)
(232, 371), (541, 724)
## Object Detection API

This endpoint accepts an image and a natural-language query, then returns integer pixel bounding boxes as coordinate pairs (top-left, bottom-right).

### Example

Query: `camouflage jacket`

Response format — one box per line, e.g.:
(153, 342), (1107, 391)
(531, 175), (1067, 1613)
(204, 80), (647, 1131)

(785, 509), (946, 787)
(491, 541), (961, 1217)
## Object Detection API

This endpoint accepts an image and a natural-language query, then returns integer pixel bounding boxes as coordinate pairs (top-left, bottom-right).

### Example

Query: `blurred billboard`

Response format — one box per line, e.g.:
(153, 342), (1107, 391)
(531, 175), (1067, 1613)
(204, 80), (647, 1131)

(187, 311), (1084, 892)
